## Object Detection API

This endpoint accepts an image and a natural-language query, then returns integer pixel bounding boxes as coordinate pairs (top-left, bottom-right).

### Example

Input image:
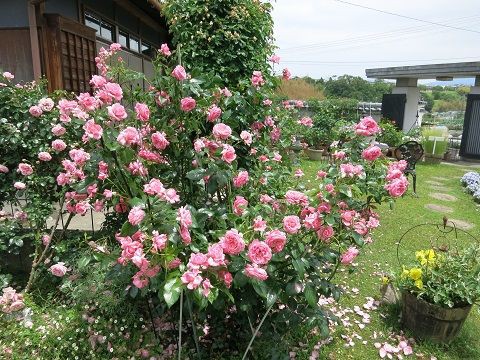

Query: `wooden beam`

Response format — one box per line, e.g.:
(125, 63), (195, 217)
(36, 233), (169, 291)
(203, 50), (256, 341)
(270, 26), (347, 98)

(113, 0), (164, 33)
(27, 1), (42, 80)
(146, 0), (164, 13)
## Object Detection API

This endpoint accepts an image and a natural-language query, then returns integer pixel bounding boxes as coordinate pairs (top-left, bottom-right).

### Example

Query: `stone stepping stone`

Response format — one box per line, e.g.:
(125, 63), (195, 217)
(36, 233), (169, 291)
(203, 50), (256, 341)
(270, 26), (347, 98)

(425, 180), (443, 186)
(431, 176), (448, 182)
(447, 219), (475, 230)
(425, 204), (454, 213)
(429, 185), (452, 192)
(429, 193), (457, 202)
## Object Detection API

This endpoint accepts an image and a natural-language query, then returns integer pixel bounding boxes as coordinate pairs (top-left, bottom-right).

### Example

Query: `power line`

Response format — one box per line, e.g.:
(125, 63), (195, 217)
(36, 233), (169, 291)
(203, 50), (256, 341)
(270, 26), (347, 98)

(281, 56), (480, 65)
(331, 0), (480, 35)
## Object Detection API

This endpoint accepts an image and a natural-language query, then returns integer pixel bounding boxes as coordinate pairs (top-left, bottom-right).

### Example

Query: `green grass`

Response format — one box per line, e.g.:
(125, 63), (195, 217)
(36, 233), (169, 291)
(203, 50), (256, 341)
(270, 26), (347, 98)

(288, 159), (480, 360)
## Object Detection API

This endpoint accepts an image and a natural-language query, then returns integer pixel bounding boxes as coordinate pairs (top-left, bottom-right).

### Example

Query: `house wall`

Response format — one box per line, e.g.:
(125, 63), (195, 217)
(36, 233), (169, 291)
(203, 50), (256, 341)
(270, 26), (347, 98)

(0, 0), (29, 27)
(0, 29), (34, 81)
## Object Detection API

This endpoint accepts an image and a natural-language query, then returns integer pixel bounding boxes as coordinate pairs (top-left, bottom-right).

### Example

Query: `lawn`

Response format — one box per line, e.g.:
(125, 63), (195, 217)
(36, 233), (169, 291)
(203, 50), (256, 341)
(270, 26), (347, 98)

(287, 159), (480, 360)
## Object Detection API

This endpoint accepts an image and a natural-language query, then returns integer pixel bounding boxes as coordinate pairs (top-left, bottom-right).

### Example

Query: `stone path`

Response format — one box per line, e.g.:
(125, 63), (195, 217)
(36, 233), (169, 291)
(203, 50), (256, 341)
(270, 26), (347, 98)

(429, 185), (452, 192)
(425, 180), (444, 186)
(424, 204), (454, 213)
(428, 193), (457, 202)
(446, 219), (475, 230)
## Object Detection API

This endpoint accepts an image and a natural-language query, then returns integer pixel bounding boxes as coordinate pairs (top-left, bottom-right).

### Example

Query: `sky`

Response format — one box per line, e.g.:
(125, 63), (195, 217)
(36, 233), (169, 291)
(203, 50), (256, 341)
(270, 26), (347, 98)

(272, 0), (480, 83)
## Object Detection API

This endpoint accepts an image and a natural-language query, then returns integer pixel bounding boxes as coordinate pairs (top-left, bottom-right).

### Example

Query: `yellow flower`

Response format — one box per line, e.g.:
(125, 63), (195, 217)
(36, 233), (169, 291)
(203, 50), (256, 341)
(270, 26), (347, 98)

(409, 268), (422, 281)
(401, 267), (410, 279)
(415, 249), (436, 266)
(415, 279), (424, 289)
(381, 276), (390, 285)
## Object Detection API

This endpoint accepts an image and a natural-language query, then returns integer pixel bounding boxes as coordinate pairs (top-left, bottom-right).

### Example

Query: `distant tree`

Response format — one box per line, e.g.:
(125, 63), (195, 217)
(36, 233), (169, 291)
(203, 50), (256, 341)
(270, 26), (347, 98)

(456, 86), (470, 97)
(323, 75), (392, 102)
(421, 92), (434, 112)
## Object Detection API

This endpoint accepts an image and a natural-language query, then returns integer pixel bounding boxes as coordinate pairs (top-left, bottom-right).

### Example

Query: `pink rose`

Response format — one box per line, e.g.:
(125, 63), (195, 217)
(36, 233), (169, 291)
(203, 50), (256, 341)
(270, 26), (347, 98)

(151, 131), (170, 150)
(50, 262), (68, 277)
(298, 117), (313, 127)
(90, 75), (107, 88)
(18, 163), (33, 176)
(283, 215), (301, 234)
(38, 152), (52, 161)
(14, 182), (26, 190)
(340, 247), (359, 265)
(212, 123), (232, 140)
(316, 225), (334, 242)
(117, 127), (140, 147)
(77, 92), (98, 111)
(152, 231), (167, 252)
(128, 206), (145, 226)
(240, 131), (253, 145)
(188, 253), (208, 270)
(247, 239), (272, 265)
(233, 195), (248, 216)
(355, 116), (380, 136)
(285, 190), (309, 206)
(180, 97), (196, 112)
(38, 98), (54, 112)
(207, 243), (225, 266)
(135, 102), (150, 121)
(221, 144), (236, 164)
(42, 234), (51, 246)
(317, 170), (327, 179)
(160, 43), (171, 56)
(29, 105), (42, 117)
(251, 71), (265, 87)
(233, 171), (249, 188)
(269, 54), (280, 63)
(282, 68), (291, 80)
(52, 124), (66, 136)
(220, 229), (245, 255)
(332, 151), (346, 160)
(144, 178), (165, 196)
(104, 82), (123, 102)
(385, 176), (408, 198)
(253, 216), (267, 232)
(207, 105), (222, 122)
(244, 264), (268, 281)
(69, 148), (90, 165)
(3, 71), (14, 80)
(107, 103), (128, 121)
(177, 206), (192, 228)
(52, 139), (67, 152)
(0, 165), (9, 173)
(83, 119), (103, 140)
(265, 229), (287, 253)
(362, 145), (382, 161)
(218, 270), (233, 288)
(181, 270), (203, 290)
(171, 65), (187, 81)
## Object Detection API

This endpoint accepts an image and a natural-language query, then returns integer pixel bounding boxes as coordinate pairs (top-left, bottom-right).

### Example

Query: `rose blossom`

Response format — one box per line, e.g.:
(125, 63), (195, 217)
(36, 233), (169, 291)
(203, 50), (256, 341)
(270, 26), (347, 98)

(171, 65), (187, 80)
(385, 176), (408, 198)
(38, 151), (52, 161)
(42, 234), (51, 246)
(355, 116), (380, 136)
(83, 119), (103, 140)
(152, 231), (167, 252)
(269, 54), (280, 63)
(50, 262), (68, 277)
(117, 127), (140, 146)
(135, 103), (150, 121)
(298, 117), (313, 127)
(38, 97), (54, 112)
(265, 229), (287, 253)
(128, 206), (145, 226)
(0, 165), (9, 173)
(29, 105), (42, 117)
(218, 270), (233, 288)
(90, 75), (107, 88)
(285, 190), (309, 206)
(212, 123), (232, 140)
(3, 71), (14, 80)
(240, 131), (253, 145)
(362, 145), (382, 161)
(18, 163), (33, 176)
(180, 97), (196, 112)
(247, 240), (272, 265)
(233, 171), (249, 188)
(282, 68), (291, 80)
(221, 144), (236, 164)
(220, 229), (245, 255)
(104, 82), (123, 101)
(340, 247), (359, 265)
(14, 182), (26, 190)
(107, 103), (128, 121)
(151, 131), (170, 150)
(233, 195), (248, 216)
(283, 215), (301, 234)
(52, 139), (67, 152)
(51, 124), (66, 136)
(317, 225), (334, 242)
(207, 243), (225, 266)
(244, 264), (268, 281)
(253, 216), (267, 232)
(207, 105), (222, 122)
(160, 43), (171, 56)
(251, 71), (265, 87)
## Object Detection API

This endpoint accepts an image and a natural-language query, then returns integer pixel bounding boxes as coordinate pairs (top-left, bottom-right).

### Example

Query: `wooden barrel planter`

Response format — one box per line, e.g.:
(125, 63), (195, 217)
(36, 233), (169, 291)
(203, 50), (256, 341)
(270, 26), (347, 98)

(401, 291), (472, 343)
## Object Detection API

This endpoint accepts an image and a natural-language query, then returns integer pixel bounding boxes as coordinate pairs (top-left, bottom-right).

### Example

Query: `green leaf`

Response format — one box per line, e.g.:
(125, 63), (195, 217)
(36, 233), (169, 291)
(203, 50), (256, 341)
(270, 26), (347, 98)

(304, 285), (318, 308)
(120, 221), (137, 236)
(292, 258), (305, 278)
(163, 278), (182, 308)
(186, 168), (207, 181)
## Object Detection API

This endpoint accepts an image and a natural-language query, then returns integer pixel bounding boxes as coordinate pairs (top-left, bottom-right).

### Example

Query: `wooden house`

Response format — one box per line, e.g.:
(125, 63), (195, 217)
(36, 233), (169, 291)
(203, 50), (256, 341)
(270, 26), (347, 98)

(0, 0), (170, 92)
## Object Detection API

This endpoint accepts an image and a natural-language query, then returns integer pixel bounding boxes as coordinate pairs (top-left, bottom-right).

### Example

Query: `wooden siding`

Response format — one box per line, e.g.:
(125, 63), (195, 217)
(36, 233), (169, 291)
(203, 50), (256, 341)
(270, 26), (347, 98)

(0, 28), (34, 82)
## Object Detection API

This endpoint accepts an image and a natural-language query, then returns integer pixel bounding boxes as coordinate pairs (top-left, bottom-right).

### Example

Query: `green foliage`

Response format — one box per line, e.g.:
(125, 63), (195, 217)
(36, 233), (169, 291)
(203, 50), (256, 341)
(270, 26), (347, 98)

(421, 127), (448, 155)
(323, 75), (393, 102)
(377, 119), (404, 147)
(163, 0), (275, 87)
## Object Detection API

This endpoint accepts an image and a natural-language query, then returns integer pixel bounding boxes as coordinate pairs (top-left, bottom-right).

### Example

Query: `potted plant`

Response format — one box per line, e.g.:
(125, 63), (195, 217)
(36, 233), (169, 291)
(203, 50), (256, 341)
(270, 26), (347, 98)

(395, 245), (480, 343)
(377, 119), (404, 157)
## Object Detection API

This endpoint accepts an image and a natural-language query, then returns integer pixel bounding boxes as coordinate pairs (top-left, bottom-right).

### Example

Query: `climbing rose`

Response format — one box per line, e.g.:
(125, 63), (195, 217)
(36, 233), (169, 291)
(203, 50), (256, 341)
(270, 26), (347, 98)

(340, 247), (359, 265)
(385, 177), (409, 198)
(233, 196), (248, 216)
(50, 262), (68, 277)
(135, 103), (150, 121)
(233, 171), (249, 188)
(18, 163), (33, 176)
(0, 165), (9, 173)
(52, 139), (67, 152)
(2, 71), (14, 80)
(207, 105), (222, 122)
(83, 119), (103, 140)
(212, 123), (232, 140)
(362, 145), (382, 161)
(160, 43), (171, 56)
(298, 117), (313, 127)
(103, 82), (123, 101)
(317, 225), (334, 242)
(221, 144), (236, 164)
(151, 132), (170, 150)
(240, 131), (253, 145)
(251, 71), (265, 87)
(171, 65), (187, 81)
(107, 103), (127, 121)
(265, 230), (287, 253)
(52, 124), (66, 136)
(282, 68), (291, 80)
(285, 190), (309, 206)
(180, 97), (196, 112)
(38, 152), (52, 162)
(269, 54), (280, 63)
(14, 182), (26, 190)
(244, 264), (268, 281)
(283, 215), (301, 234)
(128, 206), (145, 226)
(29, 105), (42, 117)
(38, 97), (54, 112)
(220, 229), (245, 255)
(247, 240), (272, 265)
(355, 116), (380, 136)
(117, 127), (140, 146)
